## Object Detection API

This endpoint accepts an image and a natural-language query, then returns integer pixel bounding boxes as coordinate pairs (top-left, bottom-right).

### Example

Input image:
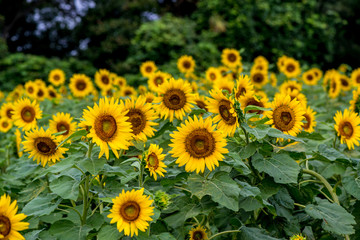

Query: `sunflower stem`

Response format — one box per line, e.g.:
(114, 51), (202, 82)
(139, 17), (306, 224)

(87, 141), (94, 159)
(139, 159), (144, 188)
(208, 230), (241, 240)
(81, 175), (90, 225)
(240, 125), (249, 144)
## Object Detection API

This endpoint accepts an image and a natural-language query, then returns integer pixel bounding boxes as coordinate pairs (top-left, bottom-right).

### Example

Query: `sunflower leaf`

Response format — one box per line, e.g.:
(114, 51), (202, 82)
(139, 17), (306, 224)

(56, 129), (87, 149)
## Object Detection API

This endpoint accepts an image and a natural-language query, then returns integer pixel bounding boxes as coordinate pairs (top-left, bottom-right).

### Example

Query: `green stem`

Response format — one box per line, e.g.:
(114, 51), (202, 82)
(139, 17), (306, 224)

(139, 159), (144, 188)
(209, 230), (241, 240)
(240, 125), (249, 144)
(333, 133), (338, 149)
(205, 171), (211, 180)
(80, 175), (90, 225)
(58, 204), (82, 220)
(87, 141), (94, 159)
(294, 203), (306, 208)
(174, 186), (192, 193)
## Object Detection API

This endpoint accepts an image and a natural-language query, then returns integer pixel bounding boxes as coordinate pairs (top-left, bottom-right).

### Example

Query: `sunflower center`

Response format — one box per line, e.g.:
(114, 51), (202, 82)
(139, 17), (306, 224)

(6, 109), (13, 119)
(246, 99), (264, 114)
(126, 109), (146, 135)
(49, 90), (56, 98)
(183, 61), (191, 69)
(340, 121), (353, 138)
(253, 73), (264, 83)
(341, 78), (349, 87)
(356, 76), (360, 84)
(2, 121), (8, 128)
(34, 137), (57, 155)
(273, 105), (296, 131)
(53, 74), (60, 81)
(331, 80), (337, 93)
(218, 100), (236, 125)
(147, 153), (159, 169)
(120, 202), (140, 221)
(21, 106), (35, 123)
(235, 87), (246, 99)
(303, 114), (310, 129)
(28, 86), (34, 93)
(306, 75), (313, 81)
(155, 77), (164, 86)
(94, 115), (117, 141)
(0, 215), (11, 237)
(101, 76), (109, 84)
(287, 64), (295, 72)
(145, 66), (152, 73)
(193, 231), (204, 240)
(76, 80), (87, 90)
(56, 121), (70, 135)
(185, 128), (215, 158)
(163, 89), (186, 110)
(125, 90), (132, 96)
(195, 100), (207, 111)
(210, 73), (216, 80)
(227, 53), (237, 62)
(37, 89), (44, 97)
(221, 87), (232, 94)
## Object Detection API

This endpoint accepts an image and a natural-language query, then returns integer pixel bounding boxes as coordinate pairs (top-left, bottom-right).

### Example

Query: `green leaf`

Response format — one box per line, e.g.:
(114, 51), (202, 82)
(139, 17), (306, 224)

(49, 176), (80, 201)
(343, 174), (360, 200)
(239, 142), (258, 159)
(244, 105), (271, 113)
(23, 230), (44, 240)
(23, 195), (61, 217)
(78, 157), (106, 175)
(305, 199), (356, 235)
(252, 153), (300, 184)
(240, 226), (281, 239)
(316, 144), (349, 161)
(49, 220), (92, 240)
(56, 129), (88, 149)
(97, 225), (123, 240)
(188, 172), (241, 211)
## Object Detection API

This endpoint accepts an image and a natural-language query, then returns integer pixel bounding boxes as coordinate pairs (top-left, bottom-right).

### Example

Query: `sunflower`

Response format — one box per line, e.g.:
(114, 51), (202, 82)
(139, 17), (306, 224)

(169, 115), (228, 173)
(144, 92), (156, 103)
(144, 144), (167, 180)
(189, 81), (198, 93)
(49, 112), (77, 141)
(0, 118), (12, 133)
(277, 55), (288, 72)
(251, 62), (268, 72)
(48, 69), (66, 86)
(266, 94), (305, 137)
(312, 68), (323, 81)
(120, 85), (137, 98)
(47, 85), (60, 100)
(148, 71), (171, 92)
(15, 129), (23, 157)
(34, 79), (46, 88)
(138, 85), (147, 95)
(213, 78), (234, 94)
(207, 89), (239, 136)
(290, 234), (306, 240)
(350, 88), (360, 114)
(275, 90), (308, 109)
(254, 55), (269, 65)
(23, 128), (68, 167)
(338, 64), (348, 73)
(270, 72), (277, 87)
(121, 96), (158, 142)
(194, 94), (208, 112)
(339, 74), (352, 91)
(328, 72), (341, 99)
(235, 75), (255, 100)
(280, 80), (302, 94)
(107, 188), (154, 237)
(189, 226), (208, 240)
(82, 97), (133, 159)
(0, 193), (29, 240)
(250, 70), (268, 88)
(0, 102), (14, 120)
(239, 92), (270, 115)
(6, 88), (23, 103)
(153, 78), (195, 122)
(69, 74), (94, 98)
(34, 85), (48, 101)
(323, 69), (338, 86)
(302, 70), (317, 85)
(221, 48), (241, 69)
(24, 81), (38, 98)
(13, 98), (42, 131)
(95, 69), (112, 91)
(205, 67), (221, 82)
(113, 76), (127, 89)
(140, 61), (157, 78)
(334, 109), (360, 150)
(302, 106), (316, 133)
(351, 68), (360, 87)
(283, 58), (301, 78)
(0, 91), (4, 100)
(177, 55), (196, 73)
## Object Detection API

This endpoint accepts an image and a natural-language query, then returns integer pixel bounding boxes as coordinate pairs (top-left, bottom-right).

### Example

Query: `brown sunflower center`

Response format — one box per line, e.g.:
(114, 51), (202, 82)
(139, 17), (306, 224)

(163, 89), (187, 110)
(76, 80), (87, 91)
(6, 109), (13, 119)
(0, 215), (11, 237)
(210, 73), (216, 80)
(28, 86), (34, 93)
(218, 99), (236, 125)
(154, 77), (164, 86)
(246, 99), (264, 114)
(145, 66), (152, 73)
(286, 64), (295, 72)
(147, 153), (159, 169)
(101, 75), (109, 84)
(340, 121), (353, 138)
(34, 137), (57, 155)
(306, 75), (313, 81)
(341, 78), (349, 87)
(356, 76), (360, 84)
(94, 115), (117, 141)
(49, 90), (56, 98)
(2, 121), (8, 128)
(273, 105), (296, 131)
(195, 100), (208, 111)
(183, 61), (191, 69)
(21, 106), (35, 123)
(124, 90), (132, 96)
(253, 73), (264, 83)
(192, 231), (205, 240)
(303, 114), (310, 129)
(126, 108), (146, 135)
(120, 201), (140, 221)
(185, 128), (215, 158)
(56, 121), (70, 135)
(227, 53), (237, 62)
(145, 96), (154, 103)
(236, 87), (246, 99)
(331, 80), (337, 93)
(53, 74), (60, 81)
(37, 89), (44, 97)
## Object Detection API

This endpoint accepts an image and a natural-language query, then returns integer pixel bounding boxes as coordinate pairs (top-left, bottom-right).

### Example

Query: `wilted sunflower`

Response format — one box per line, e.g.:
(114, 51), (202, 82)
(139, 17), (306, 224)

(213, 78), (234, 94)
(266, 94), (305, 137)
(13, 98), (42, 131)
(144, 144), (167, 180)
(283, 57), (301, 78)
(207, 89), (239, 136)
(140, 61), (157, 78)
(107, 188), (154, 237)
(280, 80), (302, 94)
(48, 69), (66, 86)
(0, 193), (29, 240)
(277, 55), (288, 72)
(23, 127), (68, 167)
(194, 94), (208, 112)
(339, 74), (352, 91)
(15, 129), (23, 157)
(302, 106), (316, 133)
(189, 226), (208, 240)
(239, 92), (270, 116)
(69, 74), (94, 98)
(0, 102), (14, 120)
(350, 88), (360, 114)
(148, 71), (171, 92)
(24, 81), (38, 98)
(334, 109), (360, 150)
(0, 118), (12, 133)
(221, 48), (241, 69)
(49, 112), (77, 141)
(351, 68), (360, 87)
(154, 78), (195, 122)
(169, 115), (228, 173)
(205, 67), (221, 82)
(95, 69), (112, 91)
(113, 76), (127, 89)
(121, 96), (158, 142)
(234, 75), (255, 100)
(250, 70), (268, 88)
(82, 97), (133, 159)
(177, 55), (196, 73)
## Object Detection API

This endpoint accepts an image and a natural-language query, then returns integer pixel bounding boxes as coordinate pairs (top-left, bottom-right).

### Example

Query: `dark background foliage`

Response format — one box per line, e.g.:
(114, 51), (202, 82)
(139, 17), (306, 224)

(1, 0), (360, 90)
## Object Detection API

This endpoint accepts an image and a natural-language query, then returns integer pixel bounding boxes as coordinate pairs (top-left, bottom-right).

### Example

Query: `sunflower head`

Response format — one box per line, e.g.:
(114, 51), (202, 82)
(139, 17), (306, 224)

(0, 118), (12, 133)
(302, 70), (318, 85)
(0, 102), (15, 120)
(13, 98), (43, 131)
(351, 68), (360, 87)
(334, 109), (360, 150)
(177, 55), (196, 73)
(205, 67), (221, 82)
(283, 57), (301, 78)
(144, 144), (167, 180)
(213, 78), (234, 95)
(148, 71), (171, 92)
(154, 190), (171, 210)
(239, 92), (270, 115)
(140, 61), (157, 77)
(189, 226), (208, 240)
(250, 69), (268, 89)
(235, 75), (255, 99)
(327, 71), (341, 99)
(350, 88), (360, 114)
(339, 74), (352, 91)
(24, 81), (38, 98)
(221, 48), (241, 69)
(69, 73), (94, 98)
(95, 69), (112, 90)
(303, 106), (317, 133)
(113, 76), (127, 89)
(280, 80), (302, 95)
(49, 112), (77, 141)
(48, 69), (66, 86)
